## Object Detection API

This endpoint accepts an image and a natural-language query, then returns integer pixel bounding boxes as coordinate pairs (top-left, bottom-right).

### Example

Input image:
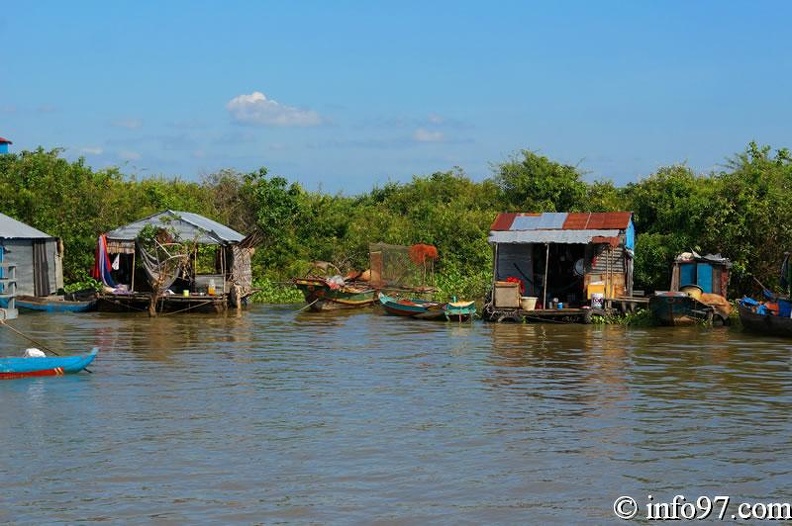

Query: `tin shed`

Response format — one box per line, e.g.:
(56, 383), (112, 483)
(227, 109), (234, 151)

(0, 212), (63, 296)
(488, 212), (635, 309)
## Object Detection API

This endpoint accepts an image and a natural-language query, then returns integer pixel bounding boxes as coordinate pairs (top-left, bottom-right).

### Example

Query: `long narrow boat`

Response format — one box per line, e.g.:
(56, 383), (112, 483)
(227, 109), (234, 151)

(379, 293), (476, 321)
(293, 277), (378, 312)
(379, 293), (444, 319)
(15, 294), (98, 313)
(737, 297), (792, 337)
(0, 347), (99, 379)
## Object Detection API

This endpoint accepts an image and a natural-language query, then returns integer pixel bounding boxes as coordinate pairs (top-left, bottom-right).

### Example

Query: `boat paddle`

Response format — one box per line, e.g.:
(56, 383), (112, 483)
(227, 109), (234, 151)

(0, 319), (93, 373)
(296, 298), (319, 312)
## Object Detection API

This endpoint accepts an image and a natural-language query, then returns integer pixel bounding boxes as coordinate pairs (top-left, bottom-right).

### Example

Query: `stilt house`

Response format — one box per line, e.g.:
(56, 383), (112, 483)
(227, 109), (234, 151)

(488, 211), (635, 309)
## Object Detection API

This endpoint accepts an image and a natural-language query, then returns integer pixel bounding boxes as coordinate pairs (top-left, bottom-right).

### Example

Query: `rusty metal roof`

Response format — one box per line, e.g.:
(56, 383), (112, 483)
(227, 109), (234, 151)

(488, 211), (633, 245)
(490, 212), (632, 231)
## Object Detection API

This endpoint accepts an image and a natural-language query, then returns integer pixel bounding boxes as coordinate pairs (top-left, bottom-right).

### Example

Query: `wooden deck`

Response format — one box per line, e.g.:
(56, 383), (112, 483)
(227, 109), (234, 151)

(97, 292), (230, 314)
(483, 295), (650, 323)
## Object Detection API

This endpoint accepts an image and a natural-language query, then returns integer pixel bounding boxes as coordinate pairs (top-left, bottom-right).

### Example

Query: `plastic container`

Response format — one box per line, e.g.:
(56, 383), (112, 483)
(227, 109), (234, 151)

(520, 296), (538, 310)
(208, 279), (216, 295)
(591, 292), (604, 308)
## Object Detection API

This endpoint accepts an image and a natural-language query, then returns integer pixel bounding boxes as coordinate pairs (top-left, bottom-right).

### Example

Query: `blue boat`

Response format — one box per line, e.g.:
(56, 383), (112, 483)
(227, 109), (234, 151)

(0, 347), (98, 379)
(379, 293), (476, 321)
(15, 294), (97, 313)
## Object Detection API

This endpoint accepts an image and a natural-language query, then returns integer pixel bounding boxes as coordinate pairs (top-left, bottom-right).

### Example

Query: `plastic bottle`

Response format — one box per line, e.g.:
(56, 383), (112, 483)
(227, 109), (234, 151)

(208, 279), (216, 295)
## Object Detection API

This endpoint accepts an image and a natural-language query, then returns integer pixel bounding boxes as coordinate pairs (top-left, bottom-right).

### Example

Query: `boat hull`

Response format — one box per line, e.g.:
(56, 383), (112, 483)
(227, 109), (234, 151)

(294, 278), (377, 312)
(379, 293), (476, 321)
(0, 347), (99, 379)
(15, 295), (97, 313)
(444, 301), (477, 322)
(649, 292), (723, 326)
(738, 302), (792, 337)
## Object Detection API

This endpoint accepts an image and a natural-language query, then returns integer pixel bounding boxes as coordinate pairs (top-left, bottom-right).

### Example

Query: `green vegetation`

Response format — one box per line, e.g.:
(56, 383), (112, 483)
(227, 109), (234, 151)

(1, 143), (791, 305)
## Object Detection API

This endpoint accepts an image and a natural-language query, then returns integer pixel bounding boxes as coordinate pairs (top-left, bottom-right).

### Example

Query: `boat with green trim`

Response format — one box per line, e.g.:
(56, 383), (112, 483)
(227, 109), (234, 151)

(293, 276), (377, 312)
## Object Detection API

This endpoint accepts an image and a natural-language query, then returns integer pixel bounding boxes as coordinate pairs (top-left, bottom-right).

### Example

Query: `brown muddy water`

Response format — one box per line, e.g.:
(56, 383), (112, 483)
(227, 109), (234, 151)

(1, 306), (789, 524)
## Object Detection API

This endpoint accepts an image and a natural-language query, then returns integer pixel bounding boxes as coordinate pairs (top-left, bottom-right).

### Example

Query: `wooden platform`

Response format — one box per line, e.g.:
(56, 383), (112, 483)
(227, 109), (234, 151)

(97, 292), (229, 314)
(483, 295), (650, 323)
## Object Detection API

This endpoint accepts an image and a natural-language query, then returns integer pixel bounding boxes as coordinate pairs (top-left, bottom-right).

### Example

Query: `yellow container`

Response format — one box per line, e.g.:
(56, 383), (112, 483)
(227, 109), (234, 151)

(587, 282), (606, 299)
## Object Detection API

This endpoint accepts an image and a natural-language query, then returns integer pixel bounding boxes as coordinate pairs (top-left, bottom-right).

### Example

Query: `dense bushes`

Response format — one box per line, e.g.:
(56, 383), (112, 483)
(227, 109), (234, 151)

(1, 143), (790, 300)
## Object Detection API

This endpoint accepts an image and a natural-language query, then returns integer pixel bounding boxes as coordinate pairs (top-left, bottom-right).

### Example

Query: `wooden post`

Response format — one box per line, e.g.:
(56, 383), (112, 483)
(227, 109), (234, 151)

(542, 243), (550, 308)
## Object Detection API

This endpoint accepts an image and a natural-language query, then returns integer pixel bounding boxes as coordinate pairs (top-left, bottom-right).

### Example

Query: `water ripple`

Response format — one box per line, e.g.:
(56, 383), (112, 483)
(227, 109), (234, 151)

(0, 309), (789, 523)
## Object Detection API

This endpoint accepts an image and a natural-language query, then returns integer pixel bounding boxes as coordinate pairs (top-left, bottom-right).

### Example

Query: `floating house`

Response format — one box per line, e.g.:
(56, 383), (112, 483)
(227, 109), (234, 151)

(484, 211), (636, 322)
(668, 251), (731, 296)
(0, 136), (12, 154)
(0, 212), (64, 297)
(648, 251), (733, 326)
(93, 210), (256, 314)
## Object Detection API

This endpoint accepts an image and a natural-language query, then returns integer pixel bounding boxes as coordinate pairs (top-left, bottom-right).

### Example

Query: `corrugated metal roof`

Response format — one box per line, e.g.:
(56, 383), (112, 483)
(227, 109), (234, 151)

(105, 210), (244, 245)
(489, 229), (623, 244)
(0, 137), (11, 144)
(0, 212), (55, 239)
(490, 211), (632, 232)
(512, 212), (567, 230)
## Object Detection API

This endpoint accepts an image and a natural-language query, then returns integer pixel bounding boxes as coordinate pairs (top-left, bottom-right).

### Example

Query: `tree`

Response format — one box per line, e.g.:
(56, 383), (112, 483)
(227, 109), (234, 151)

(492, 150), (587, 212)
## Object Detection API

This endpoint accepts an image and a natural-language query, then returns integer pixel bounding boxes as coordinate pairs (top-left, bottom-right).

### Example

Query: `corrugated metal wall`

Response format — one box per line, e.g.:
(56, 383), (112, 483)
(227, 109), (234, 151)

(495, 243), (539, 296)
(1, 239), (60, 296)
(585, 244), (630, 297)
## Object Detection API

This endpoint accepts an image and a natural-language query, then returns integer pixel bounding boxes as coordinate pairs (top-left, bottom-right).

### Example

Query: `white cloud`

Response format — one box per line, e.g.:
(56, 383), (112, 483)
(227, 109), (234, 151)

(427, 113), (445, 125)
(413, 128), (445, 143)
(80, 146), (103, 155)
(226, 91), (322, 126)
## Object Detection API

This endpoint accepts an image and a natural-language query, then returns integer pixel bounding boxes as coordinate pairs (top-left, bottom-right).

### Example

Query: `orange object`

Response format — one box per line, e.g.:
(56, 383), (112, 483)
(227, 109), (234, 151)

(408, 244), (439, 265)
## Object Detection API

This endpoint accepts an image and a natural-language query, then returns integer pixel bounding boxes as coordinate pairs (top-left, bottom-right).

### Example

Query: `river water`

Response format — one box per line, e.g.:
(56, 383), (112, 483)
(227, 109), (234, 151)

(1, 306), (789, 525)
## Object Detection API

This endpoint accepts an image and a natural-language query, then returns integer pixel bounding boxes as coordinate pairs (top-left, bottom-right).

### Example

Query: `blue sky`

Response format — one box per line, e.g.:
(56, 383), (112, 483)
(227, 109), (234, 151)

(2, 1), (791, 195)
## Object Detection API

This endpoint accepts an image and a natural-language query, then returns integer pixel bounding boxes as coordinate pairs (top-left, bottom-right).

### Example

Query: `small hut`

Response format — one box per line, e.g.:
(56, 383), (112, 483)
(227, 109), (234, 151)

(485, 211), (635, 321)
(0, 136), (12, 154)
(0, 212), (64, 297)
(668, 251), (731, 296)
(93, 210), (255, 314)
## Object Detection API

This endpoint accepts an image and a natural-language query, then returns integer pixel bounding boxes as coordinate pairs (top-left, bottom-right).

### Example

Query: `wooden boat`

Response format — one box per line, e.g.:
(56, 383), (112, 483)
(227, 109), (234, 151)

(444, 299), (477, 321)
(15, 294), (97, 313)
(648, 290), (730, 326)
(293, 276), (377, 312)
(0, 347), (98, 379)
(648, 251), (733, 327)
(737, 296), (792, 337)
(378, 293), (476, 321)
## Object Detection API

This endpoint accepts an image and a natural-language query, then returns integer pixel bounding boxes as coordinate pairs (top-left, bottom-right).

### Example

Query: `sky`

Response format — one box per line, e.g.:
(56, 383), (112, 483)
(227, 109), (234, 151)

(2, 1), (791, 195)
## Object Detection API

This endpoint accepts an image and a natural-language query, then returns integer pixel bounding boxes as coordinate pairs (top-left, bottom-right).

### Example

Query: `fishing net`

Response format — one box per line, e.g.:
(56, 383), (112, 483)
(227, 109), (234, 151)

(369, 243), (437, 290)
